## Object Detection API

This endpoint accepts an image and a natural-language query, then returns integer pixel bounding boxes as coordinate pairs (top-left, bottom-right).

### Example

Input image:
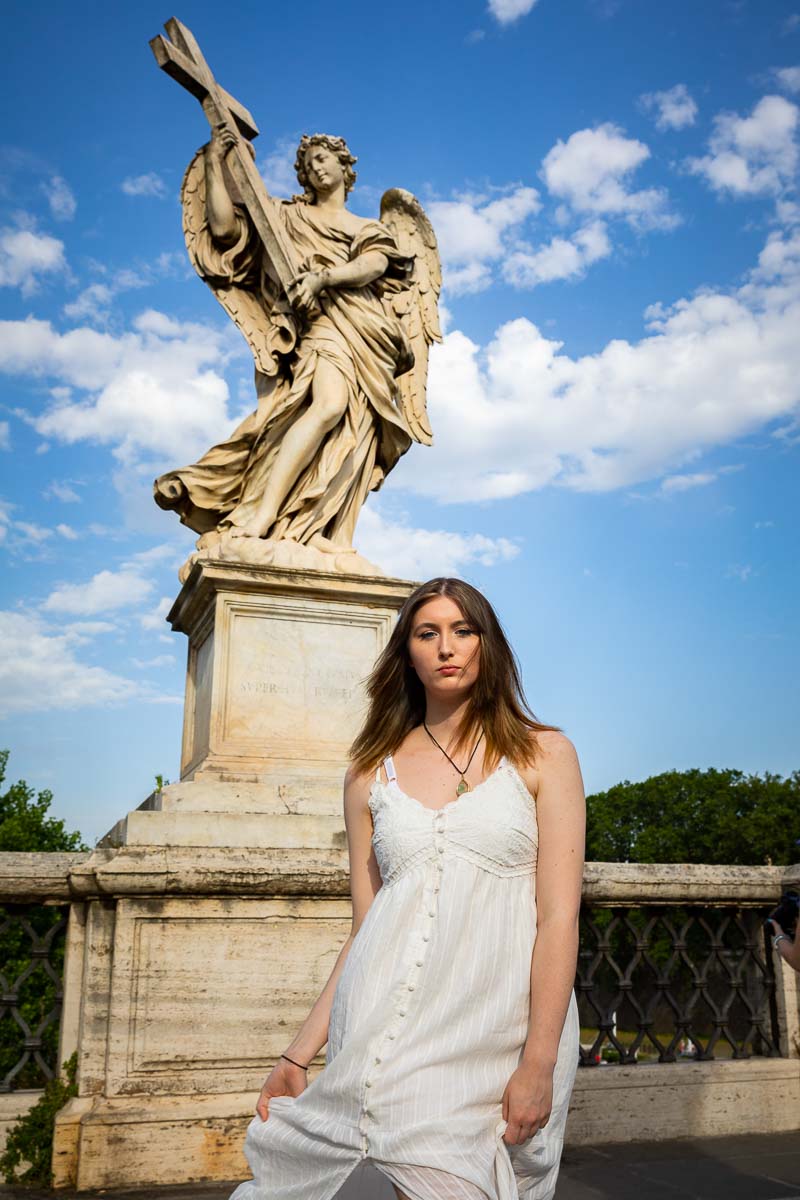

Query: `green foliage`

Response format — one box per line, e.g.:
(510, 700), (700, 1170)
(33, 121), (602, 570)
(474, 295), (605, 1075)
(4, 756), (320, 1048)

(0, 751), (88, 853)
(586, 766), (799, 865)
(0, 753), (87, 1091)
(0, 1052), (77, 1185)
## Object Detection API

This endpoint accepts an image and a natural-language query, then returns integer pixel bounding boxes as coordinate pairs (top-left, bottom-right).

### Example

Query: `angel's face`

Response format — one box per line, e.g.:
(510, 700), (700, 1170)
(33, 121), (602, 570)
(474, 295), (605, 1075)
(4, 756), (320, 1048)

(304, 145), (344, 196)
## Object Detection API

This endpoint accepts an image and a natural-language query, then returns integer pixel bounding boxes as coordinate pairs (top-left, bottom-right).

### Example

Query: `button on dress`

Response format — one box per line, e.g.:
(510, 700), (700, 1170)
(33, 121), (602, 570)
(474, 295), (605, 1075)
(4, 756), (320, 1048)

(231, 755), (580, 1200)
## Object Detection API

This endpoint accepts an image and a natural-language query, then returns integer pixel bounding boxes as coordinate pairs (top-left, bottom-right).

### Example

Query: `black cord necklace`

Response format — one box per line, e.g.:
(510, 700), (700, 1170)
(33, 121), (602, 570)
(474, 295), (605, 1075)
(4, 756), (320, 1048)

(423, 722), (485, 798)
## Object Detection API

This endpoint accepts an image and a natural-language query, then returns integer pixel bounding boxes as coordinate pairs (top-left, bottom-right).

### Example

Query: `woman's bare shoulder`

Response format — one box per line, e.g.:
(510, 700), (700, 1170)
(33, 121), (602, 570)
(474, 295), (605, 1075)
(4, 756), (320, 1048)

(343, 761), (375, 798)
(534, 729), (579, 763)
(515, 729), (580, 799)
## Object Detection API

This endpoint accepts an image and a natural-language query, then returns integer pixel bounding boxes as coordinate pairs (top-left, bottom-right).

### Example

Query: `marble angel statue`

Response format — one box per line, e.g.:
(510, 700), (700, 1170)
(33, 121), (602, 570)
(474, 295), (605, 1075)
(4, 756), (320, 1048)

(154, 122), (441, 578)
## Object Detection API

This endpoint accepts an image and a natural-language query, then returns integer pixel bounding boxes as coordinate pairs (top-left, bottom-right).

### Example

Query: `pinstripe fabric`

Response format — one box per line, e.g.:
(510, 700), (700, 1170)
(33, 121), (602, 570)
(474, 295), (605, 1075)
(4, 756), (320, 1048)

(230, 757), (579, 1200)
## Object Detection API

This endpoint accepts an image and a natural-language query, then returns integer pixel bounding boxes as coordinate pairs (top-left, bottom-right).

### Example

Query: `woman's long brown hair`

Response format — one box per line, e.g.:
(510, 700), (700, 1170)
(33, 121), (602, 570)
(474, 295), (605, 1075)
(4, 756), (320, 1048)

(349, 577), (559, 776)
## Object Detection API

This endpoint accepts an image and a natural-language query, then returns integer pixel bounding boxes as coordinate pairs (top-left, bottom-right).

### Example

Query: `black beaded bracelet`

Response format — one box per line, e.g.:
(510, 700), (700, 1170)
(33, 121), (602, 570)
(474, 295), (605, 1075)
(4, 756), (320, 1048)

(281, 1053), (309, 1070)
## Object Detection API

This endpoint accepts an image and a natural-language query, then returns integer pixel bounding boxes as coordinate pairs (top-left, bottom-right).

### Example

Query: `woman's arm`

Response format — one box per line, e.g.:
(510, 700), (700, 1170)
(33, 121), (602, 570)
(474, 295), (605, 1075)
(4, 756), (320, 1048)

(770, 919), (800, 973)
(501, 731), (585, 1145)
(255, 763), (382, 1119)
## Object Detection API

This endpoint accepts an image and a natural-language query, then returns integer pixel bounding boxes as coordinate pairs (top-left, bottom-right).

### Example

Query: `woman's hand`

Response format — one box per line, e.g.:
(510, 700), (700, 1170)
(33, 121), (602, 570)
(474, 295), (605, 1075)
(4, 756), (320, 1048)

(769, 919), (800, 973)
(255, 1058), (308, 1121)
(287, 269), (326, 313)
(501, 1060), (554, 1145)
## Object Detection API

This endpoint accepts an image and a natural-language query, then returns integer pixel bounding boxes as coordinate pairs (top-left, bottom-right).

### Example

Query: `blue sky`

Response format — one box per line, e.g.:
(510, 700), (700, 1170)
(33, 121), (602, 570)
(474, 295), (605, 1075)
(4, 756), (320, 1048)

(1, 0), (798, 844)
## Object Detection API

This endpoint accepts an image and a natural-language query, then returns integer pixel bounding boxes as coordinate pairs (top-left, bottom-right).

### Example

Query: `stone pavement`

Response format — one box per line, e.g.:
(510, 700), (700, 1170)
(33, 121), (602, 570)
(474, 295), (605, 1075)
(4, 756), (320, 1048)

(1, 1131), (798, 1200)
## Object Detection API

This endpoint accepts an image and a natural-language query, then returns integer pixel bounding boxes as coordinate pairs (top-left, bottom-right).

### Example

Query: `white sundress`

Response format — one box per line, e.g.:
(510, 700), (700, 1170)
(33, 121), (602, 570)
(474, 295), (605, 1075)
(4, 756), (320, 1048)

(231, 754), (580, 1200)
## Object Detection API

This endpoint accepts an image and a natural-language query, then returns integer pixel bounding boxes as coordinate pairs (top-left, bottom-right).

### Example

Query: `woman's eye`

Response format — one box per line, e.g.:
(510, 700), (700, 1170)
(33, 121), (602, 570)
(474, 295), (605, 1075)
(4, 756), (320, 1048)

(457, 628), (476, 637)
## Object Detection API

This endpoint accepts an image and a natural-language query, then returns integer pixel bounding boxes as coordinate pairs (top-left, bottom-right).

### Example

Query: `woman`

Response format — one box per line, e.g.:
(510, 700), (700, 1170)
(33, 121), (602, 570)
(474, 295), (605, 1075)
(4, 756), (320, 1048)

(232, 577), (585, 1200)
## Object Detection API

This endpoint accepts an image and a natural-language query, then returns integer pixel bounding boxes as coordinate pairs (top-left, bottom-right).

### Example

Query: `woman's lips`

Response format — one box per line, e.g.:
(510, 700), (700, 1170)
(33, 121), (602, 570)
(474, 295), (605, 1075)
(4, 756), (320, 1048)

(437, 666), (459, 674)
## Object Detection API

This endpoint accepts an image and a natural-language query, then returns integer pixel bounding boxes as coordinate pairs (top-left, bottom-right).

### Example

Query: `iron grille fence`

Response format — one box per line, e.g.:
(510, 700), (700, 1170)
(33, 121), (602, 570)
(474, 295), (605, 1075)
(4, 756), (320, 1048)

(0, 903), (68, 1092)
(576, 903), (781, 1066)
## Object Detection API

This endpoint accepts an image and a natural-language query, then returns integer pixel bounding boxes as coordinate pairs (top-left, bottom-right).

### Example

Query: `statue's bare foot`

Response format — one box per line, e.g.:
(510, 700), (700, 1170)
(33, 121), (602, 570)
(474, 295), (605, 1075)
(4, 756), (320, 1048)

(309, 532), (355, 555)
(230, 519), (270, 539)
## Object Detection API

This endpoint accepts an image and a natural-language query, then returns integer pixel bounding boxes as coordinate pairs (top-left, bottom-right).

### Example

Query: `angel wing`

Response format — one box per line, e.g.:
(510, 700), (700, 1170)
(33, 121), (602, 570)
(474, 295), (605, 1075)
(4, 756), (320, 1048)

(380, 188), (442, 446)
(181, 149), (293, 378)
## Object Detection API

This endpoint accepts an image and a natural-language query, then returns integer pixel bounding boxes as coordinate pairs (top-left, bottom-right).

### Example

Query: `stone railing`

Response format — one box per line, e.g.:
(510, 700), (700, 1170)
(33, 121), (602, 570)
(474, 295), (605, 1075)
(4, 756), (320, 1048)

(1, 853), (798, 1180)
(577, 863), (795, 1068)
(0, 853), (89, 1151)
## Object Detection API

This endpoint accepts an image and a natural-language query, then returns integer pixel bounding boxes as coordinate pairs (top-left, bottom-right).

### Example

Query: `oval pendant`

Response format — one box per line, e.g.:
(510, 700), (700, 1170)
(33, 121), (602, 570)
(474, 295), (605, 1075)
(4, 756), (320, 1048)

(455, 778), (470, 796)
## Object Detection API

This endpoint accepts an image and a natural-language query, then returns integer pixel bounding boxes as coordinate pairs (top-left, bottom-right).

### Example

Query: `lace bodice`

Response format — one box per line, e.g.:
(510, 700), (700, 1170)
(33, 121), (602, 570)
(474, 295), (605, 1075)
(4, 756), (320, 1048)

(368, 757), (538, 887)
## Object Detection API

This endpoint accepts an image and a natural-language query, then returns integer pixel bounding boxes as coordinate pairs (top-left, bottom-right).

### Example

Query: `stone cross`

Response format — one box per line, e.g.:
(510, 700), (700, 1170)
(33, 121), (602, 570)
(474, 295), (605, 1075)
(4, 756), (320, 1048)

(150, 17), (301, 295)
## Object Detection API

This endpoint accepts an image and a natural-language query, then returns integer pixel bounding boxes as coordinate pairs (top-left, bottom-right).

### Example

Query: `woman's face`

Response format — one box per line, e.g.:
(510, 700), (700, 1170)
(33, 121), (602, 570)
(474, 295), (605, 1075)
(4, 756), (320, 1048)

(407, 595), (481, 698)
(304, 144), (344, 195)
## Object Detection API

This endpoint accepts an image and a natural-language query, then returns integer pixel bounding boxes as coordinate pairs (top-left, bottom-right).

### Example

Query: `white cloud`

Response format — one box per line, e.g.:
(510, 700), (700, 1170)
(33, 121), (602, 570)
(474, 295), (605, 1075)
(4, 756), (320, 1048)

(441, 262), (493, 295)
(44, 480), (82, 503)
(140, 596), (173, 631)
(0, 310), (236, 465)
(14, 521), (53, 545)
(56, 523), (79, 540)
(687, 95), (799, 197)
(63, 283), (114, 322)
(355, 505), (520, 579)
(0, 610), (142, 717)
(258, 137), (299, 196)
(42, 175), (77, 220)
(43, 567), (154, 615)
(41, 543), (176, 617)
(542, 124), (677, 231)
(774, 66), (800, 93)
(121, 172), (168, 198)
(427, 187), (541, 293)
(63, 620), (117, 641)
(430, 188), (541, 265)
(487, 0), (538, 23)
(132, 653), (176, 669)
(659, 472), (717, 494)
(395, 225), (800, 502)
(641, 84), (698, 131)
(0, 225), (66, 295)
(503, 221), (611, 287)
(64, 263), (167, 324)
(0, 421), (8, 450)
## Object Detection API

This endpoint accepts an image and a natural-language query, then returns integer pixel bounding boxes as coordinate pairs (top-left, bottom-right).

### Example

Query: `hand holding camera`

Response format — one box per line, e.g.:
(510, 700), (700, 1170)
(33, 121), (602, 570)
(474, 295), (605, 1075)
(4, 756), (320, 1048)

(766, 890), (800, 974)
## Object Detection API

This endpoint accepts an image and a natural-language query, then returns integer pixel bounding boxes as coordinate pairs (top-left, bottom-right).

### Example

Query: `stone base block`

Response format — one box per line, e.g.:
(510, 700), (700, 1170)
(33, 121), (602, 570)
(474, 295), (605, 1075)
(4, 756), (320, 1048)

(53, 1091), (253, 1189)
(52, 1059), (800, 1189)
(566, 1056), (800, 1145)
(102, 809), (347, 850)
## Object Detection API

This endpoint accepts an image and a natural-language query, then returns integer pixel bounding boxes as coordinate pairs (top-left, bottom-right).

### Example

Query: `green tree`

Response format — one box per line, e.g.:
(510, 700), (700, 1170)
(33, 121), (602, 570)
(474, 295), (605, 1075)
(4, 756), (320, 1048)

(586, 766), (799, 865)
(0, 750), (87, 853)
(0, 750), (88, 1175)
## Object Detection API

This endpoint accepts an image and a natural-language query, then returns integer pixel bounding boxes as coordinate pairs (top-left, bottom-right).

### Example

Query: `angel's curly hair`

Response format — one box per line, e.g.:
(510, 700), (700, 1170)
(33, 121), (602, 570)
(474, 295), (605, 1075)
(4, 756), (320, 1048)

(294, 134), (358, 203)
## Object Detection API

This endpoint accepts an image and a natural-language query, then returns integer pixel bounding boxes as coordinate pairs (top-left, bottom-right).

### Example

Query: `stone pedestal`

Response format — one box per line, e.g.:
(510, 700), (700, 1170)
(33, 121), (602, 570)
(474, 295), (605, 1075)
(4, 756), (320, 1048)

(101, 560), (414, 850)
(174, 559), (412, 794)
(54, 559), (415, 1190)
